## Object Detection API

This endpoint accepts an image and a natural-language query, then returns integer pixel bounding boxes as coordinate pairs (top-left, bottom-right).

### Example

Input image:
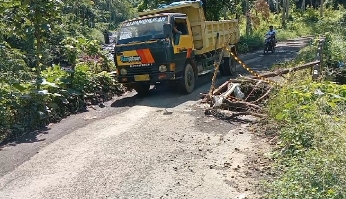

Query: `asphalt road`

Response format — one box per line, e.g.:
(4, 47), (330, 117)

(0, 38), (312, 199)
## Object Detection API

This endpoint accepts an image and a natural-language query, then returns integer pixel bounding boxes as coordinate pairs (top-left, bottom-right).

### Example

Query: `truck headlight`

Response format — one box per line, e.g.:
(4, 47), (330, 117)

(159, 65), (167, 72)
(120, 68), (127, 75)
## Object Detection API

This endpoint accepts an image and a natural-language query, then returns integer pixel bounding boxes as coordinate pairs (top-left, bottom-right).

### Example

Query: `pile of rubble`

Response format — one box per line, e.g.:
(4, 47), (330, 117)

(201, 77), (272, 119)
(201, 60), (320, 119)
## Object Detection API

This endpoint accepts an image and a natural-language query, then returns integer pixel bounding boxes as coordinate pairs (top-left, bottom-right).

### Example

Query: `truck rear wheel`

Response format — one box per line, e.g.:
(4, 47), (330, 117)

(179, 63), (195, 94)
(220, 57), (236, 76)
(134, 83), (150, 96)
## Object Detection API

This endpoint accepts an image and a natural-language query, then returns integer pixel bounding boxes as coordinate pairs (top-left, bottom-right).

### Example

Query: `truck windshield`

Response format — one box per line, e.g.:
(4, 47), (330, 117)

(117, 16), (168, 44)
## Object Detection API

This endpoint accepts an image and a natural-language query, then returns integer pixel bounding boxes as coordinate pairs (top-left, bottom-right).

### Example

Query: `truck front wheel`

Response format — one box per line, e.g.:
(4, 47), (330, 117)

(220, 57), (236, 76)
(179, 63), (195, 94)
(134, 83), (150, 96)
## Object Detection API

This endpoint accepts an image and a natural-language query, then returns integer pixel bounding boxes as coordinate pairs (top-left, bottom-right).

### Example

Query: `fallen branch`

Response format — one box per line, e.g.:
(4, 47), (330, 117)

(239, 76), (264, 82)
(212, 79), (251, 95)
(252, 86), (273, 103)
(245, 80), (262, 101)
(228, 111), (267, 118)
(251, 60), (320, 79)
(205, 109), (267, 118)
(225, 99), (262, 110)
(212, 81), (229, 96)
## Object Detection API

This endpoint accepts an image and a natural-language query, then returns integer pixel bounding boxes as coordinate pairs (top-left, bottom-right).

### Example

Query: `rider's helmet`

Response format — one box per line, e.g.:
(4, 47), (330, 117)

(269, 25), (274, 30)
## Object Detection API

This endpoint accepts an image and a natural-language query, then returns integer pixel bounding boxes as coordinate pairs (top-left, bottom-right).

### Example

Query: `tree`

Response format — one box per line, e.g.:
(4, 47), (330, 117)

(245, 0), (252, 35)
(282, 0), (289, 28)
(1, 0), (62, 89)
(138, 0), (239, 21)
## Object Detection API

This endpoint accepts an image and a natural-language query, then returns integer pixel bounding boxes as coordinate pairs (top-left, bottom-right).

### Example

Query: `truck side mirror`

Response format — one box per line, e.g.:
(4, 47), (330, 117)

(163, 23), (173, 38)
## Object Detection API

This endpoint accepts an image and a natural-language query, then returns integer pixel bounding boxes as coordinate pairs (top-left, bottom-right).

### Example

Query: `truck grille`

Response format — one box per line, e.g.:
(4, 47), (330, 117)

(125, 65), (158, 75)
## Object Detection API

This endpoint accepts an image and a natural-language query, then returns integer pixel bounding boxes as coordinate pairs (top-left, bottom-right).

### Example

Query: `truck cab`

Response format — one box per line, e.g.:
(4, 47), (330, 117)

(115, 13), (194, 94)
(114, 1), (239, 95)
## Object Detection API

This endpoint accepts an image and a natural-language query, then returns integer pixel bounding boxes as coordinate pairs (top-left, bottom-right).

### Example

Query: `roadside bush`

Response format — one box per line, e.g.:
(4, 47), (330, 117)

(237, 33), (263, 53)
(91, 28), (105, 43)
(0, 38), (123, 143)
(263, 37), (346, 198)
(265, 77), (346, 198)
(323, 29), (346, 84)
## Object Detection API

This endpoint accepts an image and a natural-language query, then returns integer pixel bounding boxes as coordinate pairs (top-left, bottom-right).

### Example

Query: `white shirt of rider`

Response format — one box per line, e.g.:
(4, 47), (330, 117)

(267, 30), (277, 35)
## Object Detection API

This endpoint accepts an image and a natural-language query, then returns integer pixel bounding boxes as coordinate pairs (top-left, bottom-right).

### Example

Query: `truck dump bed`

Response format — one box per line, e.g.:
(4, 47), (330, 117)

(138, 1), (240, 55)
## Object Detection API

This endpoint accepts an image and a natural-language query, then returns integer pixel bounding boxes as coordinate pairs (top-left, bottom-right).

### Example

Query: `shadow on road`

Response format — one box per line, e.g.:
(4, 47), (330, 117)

(111, 73), (233, 109)
(0, 127), (50, 149)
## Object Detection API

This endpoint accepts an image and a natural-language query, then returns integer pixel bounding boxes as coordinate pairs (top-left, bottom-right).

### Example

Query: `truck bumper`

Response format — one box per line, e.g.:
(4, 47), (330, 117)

(117, 72), (179, 84)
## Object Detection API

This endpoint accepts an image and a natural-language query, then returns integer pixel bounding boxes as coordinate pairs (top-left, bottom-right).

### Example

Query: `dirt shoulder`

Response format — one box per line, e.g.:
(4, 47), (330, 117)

(0, 38), (311, 199)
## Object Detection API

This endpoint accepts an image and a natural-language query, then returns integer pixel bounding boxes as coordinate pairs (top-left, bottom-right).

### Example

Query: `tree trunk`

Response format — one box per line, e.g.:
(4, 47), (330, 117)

(301, 0), (306, 11)
(236, 0), (240, 19)
(223, 8), (229, 19)
(285, 0), (289, 19)
(282, 0), (286, 28)
(34, 11), (42, 90)
(245, 0), (252, 35)
(320, 0), (324, 17)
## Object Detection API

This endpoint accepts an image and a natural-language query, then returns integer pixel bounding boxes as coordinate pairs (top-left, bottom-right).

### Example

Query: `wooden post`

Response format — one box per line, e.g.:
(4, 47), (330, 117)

(320, 38), (325, 73)
(312, 63), (320, 80)
(312, 37), (325, 80)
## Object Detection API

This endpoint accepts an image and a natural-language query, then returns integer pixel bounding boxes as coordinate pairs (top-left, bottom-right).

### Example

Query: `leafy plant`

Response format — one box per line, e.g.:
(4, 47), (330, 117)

(263, 39), (346, 199)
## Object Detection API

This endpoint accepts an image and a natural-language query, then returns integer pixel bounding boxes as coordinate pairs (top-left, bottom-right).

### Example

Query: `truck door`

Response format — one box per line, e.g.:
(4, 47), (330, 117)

(172, 17), (194, 59)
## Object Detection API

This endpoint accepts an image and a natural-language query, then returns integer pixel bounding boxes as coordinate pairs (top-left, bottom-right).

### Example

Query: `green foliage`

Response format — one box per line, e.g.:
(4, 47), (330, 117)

(323, 24), (346, 84)
(0, 62), (123, 142)
(302, 7), (320, 22)
(237, 33), (263, 53)
(90, 29), (105, 43)
(264, 38), (346, 199)
(0, 0), (131, 142)
(266, 78), (346, 198)
(138, 0), (238, 21)
(61, 36), (116, 73)
(324, 33), (346, 64)
(61, 0), (135, 31)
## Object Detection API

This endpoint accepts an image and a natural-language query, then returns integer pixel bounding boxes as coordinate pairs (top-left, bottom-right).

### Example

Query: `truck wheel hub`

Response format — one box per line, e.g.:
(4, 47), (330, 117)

(187, 71), (193, 86)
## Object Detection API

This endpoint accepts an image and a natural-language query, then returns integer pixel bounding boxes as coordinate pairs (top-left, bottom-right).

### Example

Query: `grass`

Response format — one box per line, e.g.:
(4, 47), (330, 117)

(264, 73), (346, 198)
(260, 10), (346, 198)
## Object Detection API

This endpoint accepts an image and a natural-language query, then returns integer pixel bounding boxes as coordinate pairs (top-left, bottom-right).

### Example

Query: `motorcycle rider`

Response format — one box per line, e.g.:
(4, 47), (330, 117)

(266, 25), (277, 46)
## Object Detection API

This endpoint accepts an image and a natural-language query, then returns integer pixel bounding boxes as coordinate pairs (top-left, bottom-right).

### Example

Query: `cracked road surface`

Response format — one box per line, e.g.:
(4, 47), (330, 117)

(0, 37), (312, 199)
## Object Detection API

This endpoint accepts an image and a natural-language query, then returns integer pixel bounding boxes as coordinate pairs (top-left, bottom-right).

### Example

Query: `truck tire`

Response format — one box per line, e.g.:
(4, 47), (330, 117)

(179, 63), (195, 94)
(134, 83), (150, 96)
(220, 57), (236, 76)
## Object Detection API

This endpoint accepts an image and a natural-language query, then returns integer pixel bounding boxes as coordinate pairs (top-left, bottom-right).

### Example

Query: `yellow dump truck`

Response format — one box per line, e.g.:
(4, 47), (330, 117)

(115, 1), (240, 95)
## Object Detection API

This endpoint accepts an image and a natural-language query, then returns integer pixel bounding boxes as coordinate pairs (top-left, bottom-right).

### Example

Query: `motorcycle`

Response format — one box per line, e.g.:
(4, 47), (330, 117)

(264, 34), (275, 54)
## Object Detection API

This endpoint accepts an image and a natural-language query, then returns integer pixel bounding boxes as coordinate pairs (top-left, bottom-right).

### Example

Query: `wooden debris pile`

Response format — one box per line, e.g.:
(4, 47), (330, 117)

(201, 77), (272, 118)
(201, 60), (321, 119)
